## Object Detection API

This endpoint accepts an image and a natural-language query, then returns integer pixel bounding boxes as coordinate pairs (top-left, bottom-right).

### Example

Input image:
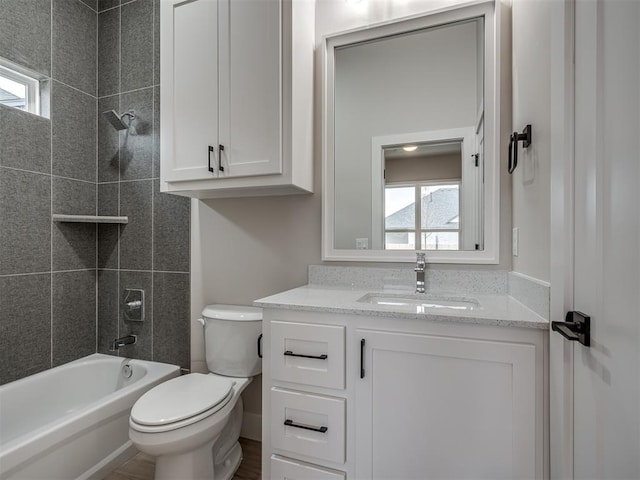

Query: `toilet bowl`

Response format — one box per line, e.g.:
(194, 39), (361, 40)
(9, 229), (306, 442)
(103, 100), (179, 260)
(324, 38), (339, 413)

(128, 305), (262, 480)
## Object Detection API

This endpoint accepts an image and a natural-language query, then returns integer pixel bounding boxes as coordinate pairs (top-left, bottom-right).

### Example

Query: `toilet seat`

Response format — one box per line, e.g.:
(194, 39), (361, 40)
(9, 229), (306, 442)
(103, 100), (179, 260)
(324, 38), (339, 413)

(130, 373), (235, 433)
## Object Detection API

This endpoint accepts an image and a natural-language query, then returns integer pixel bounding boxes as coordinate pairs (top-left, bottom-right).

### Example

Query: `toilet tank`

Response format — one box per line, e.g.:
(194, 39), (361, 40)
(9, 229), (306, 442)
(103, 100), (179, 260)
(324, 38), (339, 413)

(200, 304), (262, 377)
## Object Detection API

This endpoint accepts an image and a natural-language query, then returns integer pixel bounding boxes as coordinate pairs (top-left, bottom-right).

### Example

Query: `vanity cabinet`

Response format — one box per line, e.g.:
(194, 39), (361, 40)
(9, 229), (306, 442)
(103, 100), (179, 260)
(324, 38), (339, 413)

(261, 308), (548, 479)
(160, 0), (314, 198)
(355, 329), (537, 479)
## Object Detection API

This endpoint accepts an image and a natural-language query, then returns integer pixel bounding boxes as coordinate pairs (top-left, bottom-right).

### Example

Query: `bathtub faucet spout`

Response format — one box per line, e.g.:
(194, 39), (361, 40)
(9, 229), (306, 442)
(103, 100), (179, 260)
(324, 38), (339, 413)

(110, 335), (137, 351)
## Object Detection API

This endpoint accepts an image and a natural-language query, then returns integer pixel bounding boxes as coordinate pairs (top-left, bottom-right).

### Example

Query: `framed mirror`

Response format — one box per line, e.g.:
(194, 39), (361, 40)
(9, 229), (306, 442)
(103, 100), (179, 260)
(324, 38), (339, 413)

(322, 1), (501, 263)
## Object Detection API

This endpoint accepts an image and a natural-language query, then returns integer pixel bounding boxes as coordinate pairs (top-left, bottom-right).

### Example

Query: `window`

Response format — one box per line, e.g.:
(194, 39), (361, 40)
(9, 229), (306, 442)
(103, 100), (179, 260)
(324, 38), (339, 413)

(384, 182), (460, 251)
(0, 62), (40, 115)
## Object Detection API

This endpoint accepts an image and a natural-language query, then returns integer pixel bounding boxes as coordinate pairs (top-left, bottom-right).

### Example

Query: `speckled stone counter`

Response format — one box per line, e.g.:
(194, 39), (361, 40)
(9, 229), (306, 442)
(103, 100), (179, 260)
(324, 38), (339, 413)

(254, 284), (549, 330)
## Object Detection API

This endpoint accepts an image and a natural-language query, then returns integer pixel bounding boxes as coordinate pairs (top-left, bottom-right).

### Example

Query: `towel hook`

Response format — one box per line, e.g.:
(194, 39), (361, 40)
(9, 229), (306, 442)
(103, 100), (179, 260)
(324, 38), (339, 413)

(508, 124), (532, 174)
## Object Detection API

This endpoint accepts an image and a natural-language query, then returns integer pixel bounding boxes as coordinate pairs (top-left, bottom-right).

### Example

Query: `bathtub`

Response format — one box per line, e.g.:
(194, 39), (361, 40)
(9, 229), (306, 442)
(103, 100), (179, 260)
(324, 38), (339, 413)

(0, 353), (180, 480)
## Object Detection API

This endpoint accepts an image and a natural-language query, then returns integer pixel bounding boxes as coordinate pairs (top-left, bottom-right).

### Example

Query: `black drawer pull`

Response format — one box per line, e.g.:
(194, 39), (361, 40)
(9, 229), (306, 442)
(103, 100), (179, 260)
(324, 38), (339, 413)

(284, 419), (328, 433)
(284, 350), (327, 360)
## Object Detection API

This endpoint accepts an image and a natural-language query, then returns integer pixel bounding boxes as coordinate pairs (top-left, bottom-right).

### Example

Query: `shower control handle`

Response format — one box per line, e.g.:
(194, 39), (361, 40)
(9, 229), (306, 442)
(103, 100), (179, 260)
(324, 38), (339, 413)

(218, 144), (225, 172)
(208, 146), (214, 173)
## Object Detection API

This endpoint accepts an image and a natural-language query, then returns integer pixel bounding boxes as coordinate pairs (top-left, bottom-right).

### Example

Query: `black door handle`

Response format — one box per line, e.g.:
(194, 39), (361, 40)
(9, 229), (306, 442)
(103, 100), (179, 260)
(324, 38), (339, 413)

(284, 419), (328, 433)
(283, 350), (327, 360)
(508, 124), (532, 174)
(257, 334), (263, 359)
(552, 311), (590, 347)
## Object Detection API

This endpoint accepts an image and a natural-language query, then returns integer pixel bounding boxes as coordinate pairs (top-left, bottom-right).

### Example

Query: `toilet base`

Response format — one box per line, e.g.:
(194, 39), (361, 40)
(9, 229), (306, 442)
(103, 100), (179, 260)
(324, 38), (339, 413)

(154, 437), (216, 480)
(214, 441), (243, 480)
(153, 440), (242, 480)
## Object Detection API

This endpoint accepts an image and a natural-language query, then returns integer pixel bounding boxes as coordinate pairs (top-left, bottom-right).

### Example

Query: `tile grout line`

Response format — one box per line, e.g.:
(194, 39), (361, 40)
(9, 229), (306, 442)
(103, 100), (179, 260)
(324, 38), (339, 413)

(151, 0), (155, 360)
(95, 4), (100, 355)
(51, 78), (98, 100)
(98, 84), (158, 100)
(0, 165), (105, 185)
(50, 0), (54, 369)
(117, 0), (122, 350)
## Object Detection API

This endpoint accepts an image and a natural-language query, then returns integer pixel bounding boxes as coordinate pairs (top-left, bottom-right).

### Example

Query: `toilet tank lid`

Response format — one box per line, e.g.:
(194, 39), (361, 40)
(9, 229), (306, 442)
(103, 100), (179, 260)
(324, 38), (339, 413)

(202, 304), (262, 321)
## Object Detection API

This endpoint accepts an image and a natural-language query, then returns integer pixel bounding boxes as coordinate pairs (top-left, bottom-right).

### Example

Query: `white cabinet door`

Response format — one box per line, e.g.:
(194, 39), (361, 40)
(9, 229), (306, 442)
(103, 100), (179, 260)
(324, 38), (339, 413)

(161, 0), (219, 182)
(355, 329), (536, 479)
(218, 0), (282, 178)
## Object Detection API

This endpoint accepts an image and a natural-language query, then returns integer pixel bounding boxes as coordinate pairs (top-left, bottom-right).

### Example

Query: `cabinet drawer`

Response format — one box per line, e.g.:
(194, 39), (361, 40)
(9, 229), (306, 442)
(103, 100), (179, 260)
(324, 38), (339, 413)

(271, 387), (346, 464)
(270, 321), (345, 389)
(271, 455), (346, 480)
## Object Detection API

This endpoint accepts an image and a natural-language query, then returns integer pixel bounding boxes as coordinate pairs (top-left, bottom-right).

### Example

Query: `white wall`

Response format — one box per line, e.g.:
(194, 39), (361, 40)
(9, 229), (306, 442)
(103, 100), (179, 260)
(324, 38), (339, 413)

(333, 20), (479, 248)
(191, 0), (512, 419)
(511, 0), (551, 283)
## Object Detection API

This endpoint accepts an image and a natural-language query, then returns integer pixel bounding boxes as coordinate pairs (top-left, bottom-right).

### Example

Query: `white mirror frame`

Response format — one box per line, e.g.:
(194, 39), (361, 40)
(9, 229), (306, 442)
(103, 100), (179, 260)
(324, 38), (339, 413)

(322, 1), (501, 264)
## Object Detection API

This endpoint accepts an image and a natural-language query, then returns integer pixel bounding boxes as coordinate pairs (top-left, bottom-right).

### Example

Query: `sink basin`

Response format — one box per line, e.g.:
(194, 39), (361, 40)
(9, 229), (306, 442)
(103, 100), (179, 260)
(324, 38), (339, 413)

(357, 293), (479, 311)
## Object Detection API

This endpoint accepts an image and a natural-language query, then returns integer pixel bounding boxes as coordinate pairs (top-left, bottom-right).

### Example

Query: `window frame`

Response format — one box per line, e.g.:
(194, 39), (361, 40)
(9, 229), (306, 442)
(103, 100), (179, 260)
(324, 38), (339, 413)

(0, 61), (40, 115)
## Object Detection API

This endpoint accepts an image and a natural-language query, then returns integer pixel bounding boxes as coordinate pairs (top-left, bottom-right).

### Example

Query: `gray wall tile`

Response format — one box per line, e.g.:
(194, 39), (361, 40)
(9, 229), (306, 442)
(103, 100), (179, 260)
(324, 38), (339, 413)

(98, 0), (120, 12)
(98, 95), (120, 182)
(119, 180), (152, 270)
(52, 0), (97, 95)
(79, 0), (98, 11)
(153, 180), (190, 272)
(0, 274), (52, 385)
(154, 0), (160, 86)
(121, 0), (154, 91)
(52, 177), (96, 215)
(0, 168), (51, 275)
(0, 105), (51, 174)
(118, 270), (152, 360)
(98, 183), (120, 269)
(97, 269), (119, 354)
(120, 87), (153, 180)
(52, 270), (97, 366)
(98, 8), (120, 97)
(52, 177), (97, 271)
(98, 182), (119, 215)
(52, 82), (97, 182)
(153, 272), (189, 368)
(153, 86), (160, 178)
(0, 0), (52, 76)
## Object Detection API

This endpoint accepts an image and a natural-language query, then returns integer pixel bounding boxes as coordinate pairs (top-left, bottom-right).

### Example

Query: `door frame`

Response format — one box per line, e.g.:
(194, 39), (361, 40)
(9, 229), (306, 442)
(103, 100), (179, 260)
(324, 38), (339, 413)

(549, 0), (575, 478)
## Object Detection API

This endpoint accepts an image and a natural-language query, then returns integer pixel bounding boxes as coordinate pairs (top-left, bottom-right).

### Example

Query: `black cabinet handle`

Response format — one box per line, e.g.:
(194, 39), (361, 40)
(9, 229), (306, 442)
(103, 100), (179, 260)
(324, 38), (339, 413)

(218, 144), (225, 172)
(208, 145), (214, 173)
(284, 350), (327, 360)
(284, 419), (328, 433)
(257, 334), (263, 359)
(360, 338), (365, 379)
(552, 311), (590, 347)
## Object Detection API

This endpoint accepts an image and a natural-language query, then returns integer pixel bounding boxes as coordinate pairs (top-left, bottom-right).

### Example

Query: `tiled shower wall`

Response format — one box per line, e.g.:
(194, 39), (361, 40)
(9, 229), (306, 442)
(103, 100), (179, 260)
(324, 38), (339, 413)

(0, 0), (190, 386)
(95, 0), (190, 368)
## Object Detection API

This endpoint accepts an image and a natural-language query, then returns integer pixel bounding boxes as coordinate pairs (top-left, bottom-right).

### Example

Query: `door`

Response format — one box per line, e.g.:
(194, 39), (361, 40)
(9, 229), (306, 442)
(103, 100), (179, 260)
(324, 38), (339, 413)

(551, 0), (640, 478)
(218, 0), (282, 178)
(355, 329), (537, 479)
(161, 0), (220, 182)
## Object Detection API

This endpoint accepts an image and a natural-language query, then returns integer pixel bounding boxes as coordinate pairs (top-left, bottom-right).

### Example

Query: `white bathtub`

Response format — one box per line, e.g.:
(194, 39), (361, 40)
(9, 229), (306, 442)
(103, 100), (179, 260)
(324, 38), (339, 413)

(0, 353), (180, 480)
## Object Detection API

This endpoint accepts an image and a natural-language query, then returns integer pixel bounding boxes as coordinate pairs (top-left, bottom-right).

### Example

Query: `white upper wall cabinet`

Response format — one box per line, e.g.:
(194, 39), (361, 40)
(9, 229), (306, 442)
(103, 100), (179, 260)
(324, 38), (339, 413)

(160, 0), (314, 198)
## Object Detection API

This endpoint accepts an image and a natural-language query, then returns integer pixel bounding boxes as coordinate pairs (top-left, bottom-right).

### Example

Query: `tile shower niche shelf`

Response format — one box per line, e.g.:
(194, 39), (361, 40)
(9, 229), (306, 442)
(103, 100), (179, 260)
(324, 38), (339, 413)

(52, 214), (129, 224)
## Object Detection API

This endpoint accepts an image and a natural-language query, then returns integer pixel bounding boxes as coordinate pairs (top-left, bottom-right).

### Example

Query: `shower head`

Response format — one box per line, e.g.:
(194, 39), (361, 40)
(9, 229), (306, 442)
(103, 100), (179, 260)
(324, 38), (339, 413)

(102, 109), (135, 131)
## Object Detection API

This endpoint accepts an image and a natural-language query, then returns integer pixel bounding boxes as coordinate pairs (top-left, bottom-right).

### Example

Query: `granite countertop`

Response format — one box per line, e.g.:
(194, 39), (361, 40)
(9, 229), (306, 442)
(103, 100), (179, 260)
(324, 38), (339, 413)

(254, 284), (549, 330)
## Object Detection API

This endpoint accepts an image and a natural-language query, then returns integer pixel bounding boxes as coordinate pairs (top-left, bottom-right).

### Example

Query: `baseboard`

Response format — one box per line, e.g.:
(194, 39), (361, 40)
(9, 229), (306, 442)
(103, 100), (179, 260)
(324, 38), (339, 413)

(240, 412), (262, 442)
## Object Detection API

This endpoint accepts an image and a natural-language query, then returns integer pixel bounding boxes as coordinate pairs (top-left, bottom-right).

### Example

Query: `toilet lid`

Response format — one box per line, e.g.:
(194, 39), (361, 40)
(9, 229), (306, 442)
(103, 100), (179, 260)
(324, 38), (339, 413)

(131, 373), (234, 427)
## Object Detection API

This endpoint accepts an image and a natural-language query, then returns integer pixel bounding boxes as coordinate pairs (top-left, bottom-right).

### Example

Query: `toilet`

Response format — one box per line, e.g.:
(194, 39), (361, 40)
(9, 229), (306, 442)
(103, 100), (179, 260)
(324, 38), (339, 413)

(129, 305), (262, 480)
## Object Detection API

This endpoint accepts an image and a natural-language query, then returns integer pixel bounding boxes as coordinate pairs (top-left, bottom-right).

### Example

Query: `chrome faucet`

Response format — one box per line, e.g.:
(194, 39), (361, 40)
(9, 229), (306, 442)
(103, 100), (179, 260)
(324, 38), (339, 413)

(110, 335), (137, 351)
(415, 252), (426, 293)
